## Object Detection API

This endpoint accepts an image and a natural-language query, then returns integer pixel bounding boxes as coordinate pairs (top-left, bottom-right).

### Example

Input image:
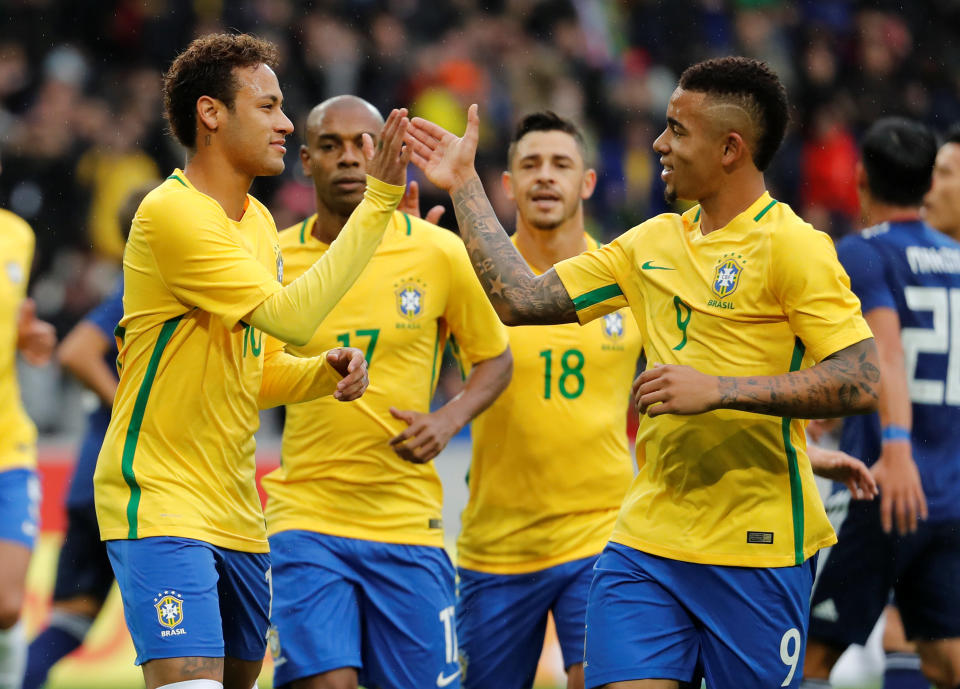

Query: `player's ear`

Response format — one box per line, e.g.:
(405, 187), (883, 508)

(501, 170), (516, 201)
(300, 144), (311, 176)
(855, 162), (868, 193)
(581, 168), (598, 200)
(196, 95), (221, 135)
(721, 132), (747, 167)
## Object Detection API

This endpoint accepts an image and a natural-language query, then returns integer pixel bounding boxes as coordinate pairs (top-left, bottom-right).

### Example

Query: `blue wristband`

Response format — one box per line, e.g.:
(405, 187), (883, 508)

(881, 425), (911, 443)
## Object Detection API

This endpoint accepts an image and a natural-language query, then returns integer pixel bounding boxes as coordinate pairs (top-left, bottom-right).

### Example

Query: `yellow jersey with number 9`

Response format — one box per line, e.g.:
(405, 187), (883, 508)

(0, 210), (37, 471)
(262, 212), (509, 547)
(458, 235), (640, 574)
(553, 193), (873, 567)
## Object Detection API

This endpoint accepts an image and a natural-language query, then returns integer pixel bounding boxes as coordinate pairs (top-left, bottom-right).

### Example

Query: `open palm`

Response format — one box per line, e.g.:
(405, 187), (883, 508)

(407, 104), (481, 191)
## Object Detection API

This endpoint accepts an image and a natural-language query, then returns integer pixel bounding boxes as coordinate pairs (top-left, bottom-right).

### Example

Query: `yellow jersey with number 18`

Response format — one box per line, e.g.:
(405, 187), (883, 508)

(458, 234), (640, 574)
(553, 193), (873, 568)
(262, 212), (509, 547)
(0, 210), (37, 471)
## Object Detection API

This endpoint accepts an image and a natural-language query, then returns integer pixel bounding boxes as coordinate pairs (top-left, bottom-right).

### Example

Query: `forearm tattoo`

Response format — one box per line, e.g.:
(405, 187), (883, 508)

(717, 338), (880, 418)
(452, 177), (576, 325)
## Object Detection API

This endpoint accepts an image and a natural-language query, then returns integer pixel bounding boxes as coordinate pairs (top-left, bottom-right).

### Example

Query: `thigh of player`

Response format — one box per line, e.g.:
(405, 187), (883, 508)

(896, 519), (960, 644)
(0, 467), (40, 621)
(456, 561), (573, 689)
(267, 530), (363, 687)
(690, 554), (818, 689)
(350, 538), (461, 689)
(52, 503), (115, 606)
(808, 499), (896, 650)
(583, 544), (700, 689)
(105, 536), (270, 669)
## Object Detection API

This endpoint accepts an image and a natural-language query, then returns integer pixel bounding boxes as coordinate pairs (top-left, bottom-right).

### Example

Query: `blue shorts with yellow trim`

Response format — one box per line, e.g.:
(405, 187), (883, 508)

(456, 555), (595, 689)
(268, 530), (460, 689)
(584, 542), (816, 689)
(0, 468), (40, 548)
(106, 537), (270, 665)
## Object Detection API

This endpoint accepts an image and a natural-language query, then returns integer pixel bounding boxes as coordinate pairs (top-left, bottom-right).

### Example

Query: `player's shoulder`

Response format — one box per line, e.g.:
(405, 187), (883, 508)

(278, 216), (314, 252)
(139, 174), (222, 222)
(389, 211), (460, 256)
(764, 201), (835, 251)
(608, 212), (683, 250)
(0, 208), (34, 246)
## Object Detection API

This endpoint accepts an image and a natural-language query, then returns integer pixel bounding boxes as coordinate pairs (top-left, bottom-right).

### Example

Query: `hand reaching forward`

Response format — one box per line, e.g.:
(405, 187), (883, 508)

(399, 180), (445, 225)
(364, 108), (411, 188)
(872, 441), (928, 534)
(326, 347), (369, 401)
(17, 298), (56, 366)
(807, 445), (878, 500)
(633, 364), (720, 416)
(406, 104), (481, 192)
(388, 407), (459, 464)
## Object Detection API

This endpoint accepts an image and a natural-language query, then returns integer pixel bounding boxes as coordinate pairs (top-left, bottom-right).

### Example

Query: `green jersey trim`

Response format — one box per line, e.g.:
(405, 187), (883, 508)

(572, 284), (623, 311)
(121, 314), (184, 539)
(754, 199), (778, 222)
(783, 337), (806, 565)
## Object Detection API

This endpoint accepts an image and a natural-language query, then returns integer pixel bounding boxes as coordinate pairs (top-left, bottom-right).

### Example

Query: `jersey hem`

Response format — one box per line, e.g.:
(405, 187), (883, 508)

(265, 522), (444, 548)
(99, 526), (269, 553)
(805, 328), (873, 364)
(609, 530), (837, 568)
(457, 540), (608, 574)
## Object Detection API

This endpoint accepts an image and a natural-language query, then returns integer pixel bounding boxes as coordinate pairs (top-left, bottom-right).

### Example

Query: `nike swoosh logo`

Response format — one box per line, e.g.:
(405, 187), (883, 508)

(437, 669), (461, 687)
(642, 261), (674, 270)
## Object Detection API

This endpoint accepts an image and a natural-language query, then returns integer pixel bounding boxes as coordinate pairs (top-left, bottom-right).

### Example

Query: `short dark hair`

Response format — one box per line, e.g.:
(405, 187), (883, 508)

(861, 117), (937, 206)
(679, 56), (788, 172)
(163, 33), (279, 149)
(945, 123), (960, 146)
(507, 111), (587, 166)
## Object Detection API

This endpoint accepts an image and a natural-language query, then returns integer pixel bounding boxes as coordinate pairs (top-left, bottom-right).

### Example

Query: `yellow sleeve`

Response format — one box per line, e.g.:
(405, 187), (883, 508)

(248, 176), (404, 346)
(441, 233), (509, 363)
(553, 232), (632, 324)
(257, 335), (340, 409)
(141, 192), (282, 329)
(770, 224), (873, 362)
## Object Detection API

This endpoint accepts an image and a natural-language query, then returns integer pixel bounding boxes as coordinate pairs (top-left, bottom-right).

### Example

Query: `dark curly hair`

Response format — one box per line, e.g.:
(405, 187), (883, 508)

(861, 117), (936, 206)
(507, 111), (587, 166)
(163, 33), (279, 149)
(679, 56), (788, 172)
(946, 122), (960, 146)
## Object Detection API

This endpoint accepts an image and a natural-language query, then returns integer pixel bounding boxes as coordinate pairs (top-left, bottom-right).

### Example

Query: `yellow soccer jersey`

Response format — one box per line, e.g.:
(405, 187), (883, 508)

(458, 235), (640, 574)
(96, 171), (300, 552)
(553, 193), (873, 567)
(262, 212), (509, 547)
(0, 210), (37, 471)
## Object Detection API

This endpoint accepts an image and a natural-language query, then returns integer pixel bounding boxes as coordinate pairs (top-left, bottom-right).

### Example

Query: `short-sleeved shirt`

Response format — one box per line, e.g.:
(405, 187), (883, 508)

(262, 212), (509, 548)
(67, 276), (123, 508)
(0, 209), (37, 471)
(553, 193), (873, 567)
(837, 220), (960, 522)
(94, 170), (285, 552)
(458, 235), (640, 574)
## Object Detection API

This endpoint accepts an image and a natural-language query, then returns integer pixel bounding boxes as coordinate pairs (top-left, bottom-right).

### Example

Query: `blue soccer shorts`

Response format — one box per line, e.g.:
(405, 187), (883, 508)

(106, 536), (270, 665)
(0, 468), (40, 548)
(810, 496), (960, 647)
(456, 555), (595, 689)
(267, 530), (460, 689)
(584, 542), (816, 689)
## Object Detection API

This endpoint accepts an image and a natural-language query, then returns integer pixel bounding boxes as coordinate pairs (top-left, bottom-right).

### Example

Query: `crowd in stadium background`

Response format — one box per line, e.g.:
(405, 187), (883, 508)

(3, 0), (960, 435)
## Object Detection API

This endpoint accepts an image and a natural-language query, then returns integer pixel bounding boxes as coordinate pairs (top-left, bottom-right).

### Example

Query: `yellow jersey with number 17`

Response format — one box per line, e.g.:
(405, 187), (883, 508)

(553, 193), (873, 568)
(458, 234), (640, 575)
(0, 210), (37, 472)
(262, 212), (509, 547)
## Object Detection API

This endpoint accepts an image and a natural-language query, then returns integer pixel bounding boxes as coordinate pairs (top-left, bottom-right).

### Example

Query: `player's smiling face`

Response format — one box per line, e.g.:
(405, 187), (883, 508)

(302, 102), (383, 218)
(924, 142), (960, 240)
(503, 130), (595, 231)
(653, 88), (725, 204)
(220, 64), (293, 177)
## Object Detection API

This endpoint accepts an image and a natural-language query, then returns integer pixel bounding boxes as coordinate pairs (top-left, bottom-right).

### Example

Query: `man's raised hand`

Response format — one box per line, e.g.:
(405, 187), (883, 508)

(406, 104), (481, 192)
(364, 108), (410, 188)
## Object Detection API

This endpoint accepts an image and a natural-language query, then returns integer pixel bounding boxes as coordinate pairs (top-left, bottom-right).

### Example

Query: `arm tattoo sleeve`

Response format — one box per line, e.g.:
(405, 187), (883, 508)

(716, 338), (881, 418)
(452, 177), (577, 325)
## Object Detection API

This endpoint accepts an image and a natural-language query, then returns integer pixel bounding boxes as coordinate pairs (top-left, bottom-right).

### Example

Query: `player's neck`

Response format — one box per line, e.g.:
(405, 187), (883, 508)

(696, 172), (767, 235)
(311, 199), (350, 245)
(182, 151), (254, 221)
(514, 213), (588, 272)
(861, 199), (921, 227)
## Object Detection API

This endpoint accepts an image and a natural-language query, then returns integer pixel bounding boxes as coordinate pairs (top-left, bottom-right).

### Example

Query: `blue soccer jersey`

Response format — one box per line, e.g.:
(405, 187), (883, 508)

(836, 220), (960, 522)
(66, 277), (123, 509)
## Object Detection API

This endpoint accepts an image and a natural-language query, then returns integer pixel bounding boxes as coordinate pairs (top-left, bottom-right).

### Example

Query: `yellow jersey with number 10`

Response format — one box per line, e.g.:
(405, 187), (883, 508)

(0, 210), (37, 471)
(553, 193), (873, 568)
(458, 234), (640, 574)
(262, 212), (509, 547)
